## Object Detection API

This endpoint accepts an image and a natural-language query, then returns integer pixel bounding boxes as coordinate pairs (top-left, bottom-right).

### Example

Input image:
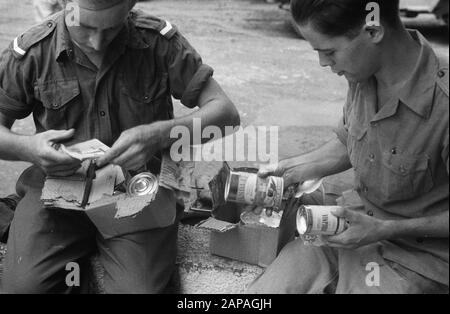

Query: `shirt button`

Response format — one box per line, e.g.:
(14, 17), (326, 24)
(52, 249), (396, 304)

(438, 70), (445, 78)
(47, 22), (53, 28)
(391, 147), (397, 155)
(367, 210), (374, 217)
(143, 95), (150, 101)
(100, 111), (106, 117)
(399, 165), (407, 174)
(369, 153), (375, 161)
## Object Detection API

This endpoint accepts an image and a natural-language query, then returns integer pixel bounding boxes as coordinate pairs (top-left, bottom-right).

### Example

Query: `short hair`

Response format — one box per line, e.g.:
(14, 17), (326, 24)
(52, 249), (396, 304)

(291, 0), (401, 37)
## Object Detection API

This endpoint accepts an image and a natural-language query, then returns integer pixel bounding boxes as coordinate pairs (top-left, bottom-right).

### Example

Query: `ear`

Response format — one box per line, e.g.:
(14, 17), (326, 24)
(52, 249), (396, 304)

(363, 25), (384, 44)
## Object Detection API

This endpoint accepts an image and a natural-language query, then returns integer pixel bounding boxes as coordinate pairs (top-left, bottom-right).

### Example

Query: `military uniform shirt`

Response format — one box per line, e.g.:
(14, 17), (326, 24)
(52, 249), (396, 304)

(0, 9), (214, 148)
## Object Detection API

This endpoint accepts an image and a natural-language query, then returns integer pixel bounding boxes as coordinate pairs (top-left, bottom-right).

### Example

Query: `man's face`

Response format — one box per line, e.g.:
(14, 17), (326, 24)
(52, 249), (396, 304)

(299, 22), (381, 83)
(65, 0), (131, 54)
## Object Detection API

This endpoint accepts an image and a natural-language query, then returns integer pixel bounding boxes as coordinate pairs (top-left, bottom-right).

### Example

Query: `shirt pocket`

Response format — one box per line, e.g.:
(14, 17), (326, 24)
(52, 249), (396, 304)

(34, 79), (81, 130)
(118, 73), (170, 128)
(377, 152), (434, 202)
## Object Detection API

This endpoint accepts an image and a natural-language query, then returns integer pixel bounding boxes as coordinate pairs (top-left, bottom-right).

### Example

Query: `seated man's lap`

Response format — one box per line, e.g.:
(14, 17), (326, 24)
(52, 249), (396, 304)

(336, 244), (449, 294)
(2, 169), (179, 294)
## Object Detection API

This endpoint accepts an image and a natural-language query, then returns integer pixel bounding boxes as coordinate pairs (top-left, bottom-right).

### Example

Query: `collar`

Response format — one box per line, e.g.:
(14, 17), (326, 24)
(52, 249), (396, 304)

(54, 10), (150, 62)
(396, 30), (439, 119)
(54, 11), (74, 62)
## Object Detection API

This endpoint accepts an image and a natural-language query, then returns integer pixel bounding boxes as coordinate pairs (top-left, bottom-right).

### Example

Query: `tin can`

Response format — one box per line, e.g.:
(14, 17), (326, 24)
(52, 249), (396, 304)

(296, 205), (347, 236)
(126, 172), (159, 197)
(224, 170), (284, 209)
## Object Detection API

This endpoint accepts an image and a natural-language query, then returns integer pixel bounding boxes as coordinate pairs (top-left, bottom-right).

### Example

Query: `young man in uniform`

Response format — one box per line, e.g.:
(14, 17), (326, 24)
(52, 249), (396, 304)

(248, 0), (449, 294)
(0, 0), (239, 293)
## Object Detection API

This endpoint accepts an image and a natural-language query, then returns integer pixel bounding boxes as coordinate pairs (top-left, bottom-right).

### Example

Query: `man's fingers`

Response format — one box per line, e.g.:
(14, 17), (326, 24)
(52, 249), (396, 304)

(47, 163), (81, 173)
(331, 207), (347, 218)
(110, 147), (145, 168)
(96, 139), (128, 167)
(45, 147), (81, 165)
(258, 163), (279, 178)
(48, 168), (81, 177)
(46, 129), (75, 142)
(331, 207), (359, 223)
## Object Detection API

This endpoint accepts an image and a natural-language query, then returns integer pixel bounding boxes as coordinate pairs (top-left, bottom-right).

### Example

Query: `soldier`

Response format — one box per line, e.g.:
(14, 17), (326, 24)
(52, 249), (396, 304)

(248, 0), (449, 294)
(0, 0), (239, 293)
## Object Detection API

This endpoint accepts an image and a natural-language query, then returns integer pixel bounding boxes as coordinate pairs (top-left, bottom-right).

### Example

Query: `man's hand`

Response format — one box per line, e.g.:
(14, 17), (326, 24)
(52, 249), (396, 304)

(322, 207), (390, 250)
(96, 122), (167, 170)
(258, 161), (313, 187)
(26, 129), (81, 176)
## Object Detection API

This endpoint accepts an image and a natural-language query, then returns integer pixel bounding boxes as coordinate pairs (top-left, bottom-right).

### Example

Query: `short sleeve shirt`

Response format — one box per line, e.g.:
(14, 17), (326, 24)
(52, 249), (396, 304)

(334, 31), (449, 284)
(0, 9), (214, 147)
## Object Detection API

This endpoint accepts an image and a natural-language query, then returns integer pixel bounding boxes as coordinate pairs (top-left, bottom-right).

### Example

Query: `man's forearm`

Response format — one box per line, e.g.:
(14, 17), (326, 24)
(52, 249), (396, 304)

(283, 136), (352, 179)
(155, 78), (240, 150)
(383, 210), (449, 240)
(0, 124), (31, 162)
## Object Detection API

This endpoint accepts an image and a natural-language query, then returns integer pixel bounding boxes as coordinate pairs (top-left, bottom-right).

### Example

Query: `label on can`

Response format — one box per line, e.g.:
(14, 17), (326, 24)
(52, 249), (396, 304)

(225, 171), (283, 209)
(297, 205), (347, 236)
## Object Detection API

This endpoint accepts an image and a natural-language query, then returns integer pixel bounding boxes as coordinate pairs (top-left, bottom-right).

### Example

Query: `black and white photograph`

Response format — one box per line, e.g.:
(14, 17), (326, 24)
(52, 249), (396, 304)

(0, 0), (448, 299)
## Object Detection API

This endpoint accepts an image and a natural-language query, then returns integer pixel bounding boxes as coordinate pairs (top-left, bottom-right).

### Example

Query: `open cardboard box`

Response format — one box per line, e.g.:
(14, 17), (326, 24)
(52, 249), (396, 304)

(197, 163), (280, 267)
(42, 166), (177, 240)
(40, 140), (186, 240)
(198, 202), (279, 268)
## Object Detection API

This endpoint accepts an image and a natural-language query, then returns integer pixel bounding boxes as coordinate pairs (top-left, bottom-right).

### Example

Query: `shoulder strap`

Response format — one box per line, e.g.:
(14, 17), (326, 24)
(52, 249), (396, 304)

(12, 19), (57, 59)
(132, 9), (177, 40)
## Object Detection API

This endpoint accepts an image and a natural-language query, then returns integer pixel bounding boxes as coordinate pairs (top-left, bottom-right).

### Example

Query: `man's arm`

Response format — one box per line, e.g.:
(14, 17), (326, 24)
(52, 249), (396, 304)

(323, 207), (449, 250)
(0, 113), (26, 161)
(96, 77), (240, 170)
(166, 77), (240, 143)
(259, 135), (352, 186)
(0, 112), (81, 176)
(385, 211), (449, 239)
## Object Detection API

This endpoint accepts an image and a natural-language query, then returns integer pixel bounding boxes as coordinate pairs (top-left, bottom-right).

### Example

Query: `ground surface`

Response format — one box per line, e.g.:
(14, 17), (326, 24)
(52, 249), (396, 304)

(0, 0), (448, 293)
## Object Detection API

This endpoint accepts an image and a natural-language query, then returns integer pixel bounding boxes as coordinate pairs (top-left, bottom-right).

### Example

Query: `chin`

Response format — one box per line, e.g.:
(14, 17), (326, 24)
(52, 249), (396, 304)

(345, 74), (365, 83)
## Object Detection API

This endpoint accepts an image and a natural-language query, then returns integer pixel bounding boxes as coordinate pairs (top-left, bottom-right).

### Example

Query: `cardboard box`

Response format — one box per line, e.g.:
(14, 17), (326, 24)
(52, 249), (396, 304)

(198, 202), (279, 268)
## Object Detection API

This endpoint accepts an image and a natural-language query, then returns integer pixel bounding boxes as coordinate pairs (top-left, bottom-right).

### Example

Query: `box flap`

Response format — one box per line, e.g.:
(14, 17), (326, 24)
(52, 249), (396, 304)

(196, 217), (237, 233)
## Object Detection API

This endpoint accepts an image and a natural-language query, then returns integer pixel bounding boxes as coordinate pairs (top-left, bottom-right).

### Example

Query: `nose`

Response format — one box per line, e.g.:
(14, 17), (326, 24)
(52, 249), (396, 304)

(318, 52), (334, 68)
(89, 32), (105, 51)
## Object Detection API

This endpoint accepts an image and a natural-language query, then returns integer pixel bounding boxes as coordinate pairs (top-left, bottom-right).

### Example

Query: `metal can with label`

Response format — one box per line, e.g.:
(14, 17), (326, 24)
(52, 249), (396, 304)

(126, 172), (159, 197)
(296, 205), (347, 236)
(224, 170), (284, 210)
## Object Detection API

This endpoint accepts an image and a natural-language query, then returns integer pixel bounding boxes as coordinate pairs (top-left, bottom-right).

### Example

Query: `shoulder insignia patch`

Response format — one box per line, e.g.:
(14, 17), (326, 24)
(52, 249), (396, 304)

(132, 9), (177, 40)
(11, 19), (56, 59)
